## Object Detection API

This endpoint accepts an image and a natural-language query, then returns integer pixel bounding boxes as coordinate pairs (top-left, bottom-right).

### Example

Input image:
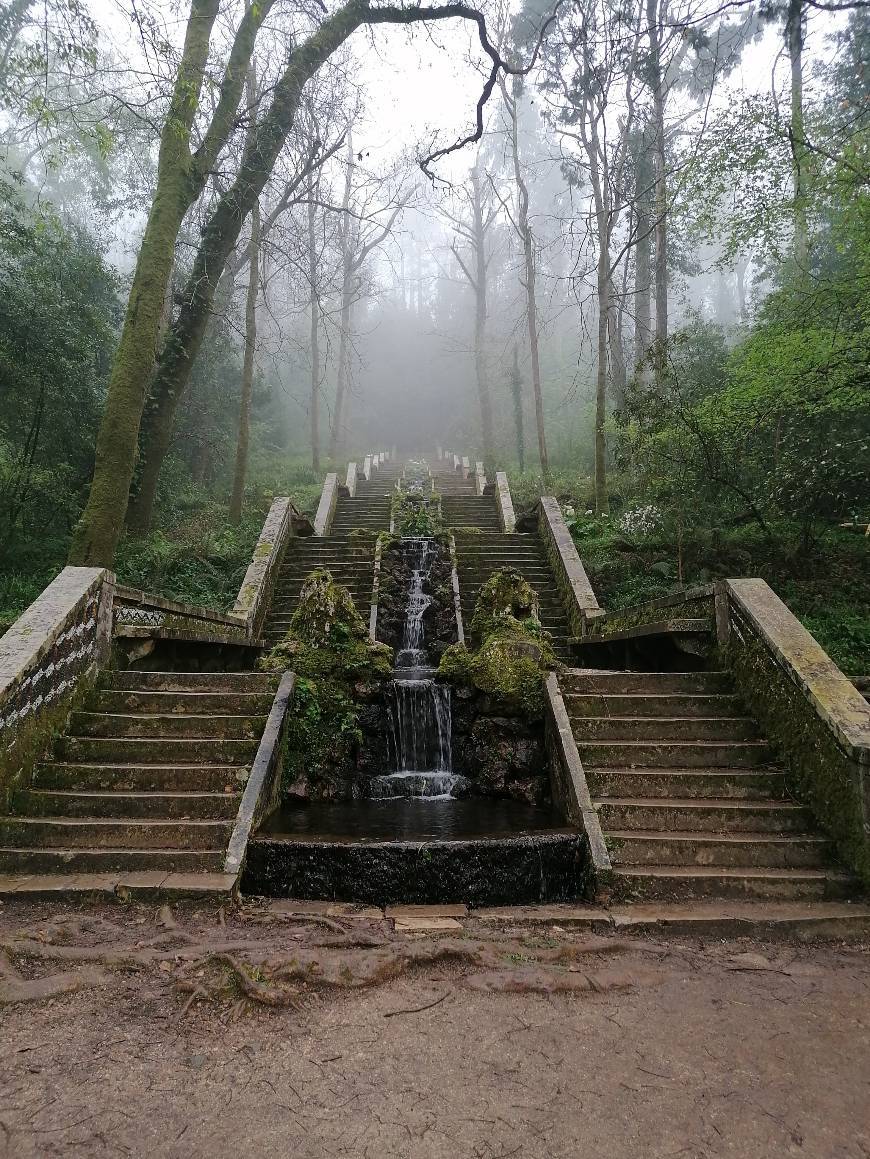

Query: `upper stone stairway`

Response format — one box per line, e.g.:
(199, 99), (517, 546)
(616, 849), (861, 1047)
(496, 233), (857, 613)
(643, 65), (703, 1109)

(263, 481), (392, 647)
(0, 670), (279, 876)
(431, 464), (575, 661)
(562, 668), (853, 902)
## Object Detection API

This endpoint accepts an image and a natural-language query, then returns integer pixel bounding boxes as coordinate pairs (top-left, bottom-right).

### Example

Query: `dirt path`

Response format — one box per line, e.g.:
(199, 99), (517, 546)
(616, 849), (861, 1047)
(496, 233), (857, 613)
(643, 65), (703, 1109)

(0, 898), (868, 1158)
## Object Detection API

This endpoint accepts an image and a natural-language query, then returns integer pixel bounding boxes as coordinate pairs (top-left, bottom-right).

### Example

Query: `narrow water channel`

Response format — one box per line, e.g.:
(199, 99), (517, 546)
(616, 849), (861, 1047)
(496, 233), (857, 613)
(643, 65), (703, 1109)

(372, 533), (463, 800)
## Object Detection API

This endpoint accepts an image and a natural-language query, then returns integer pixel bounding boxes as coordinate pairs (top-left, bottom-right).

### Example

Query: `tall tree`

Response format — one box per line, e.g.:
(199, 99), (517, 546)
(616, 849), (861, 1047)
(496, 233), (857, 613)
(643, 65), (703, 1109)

(498, 73), (549, 477)
(69, 0), (552, 565)
(445, 158), (498, 465)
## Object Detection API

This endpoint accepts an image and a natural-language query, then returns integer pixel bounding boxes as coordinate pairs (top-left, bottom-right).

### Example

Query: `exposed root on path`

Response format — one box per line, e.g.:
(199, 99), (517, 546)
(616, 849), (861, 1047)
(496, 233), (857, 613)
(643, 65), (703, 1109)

(0, 903), (665, 1015)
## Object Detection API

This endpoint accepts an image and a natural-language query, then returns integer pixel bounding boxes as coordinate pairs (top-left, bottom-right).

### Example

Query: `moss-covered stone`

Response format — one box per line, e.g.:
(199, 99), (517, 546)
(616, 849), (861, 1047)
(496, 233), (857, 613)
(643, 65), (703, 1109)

(258, 569), (392, 797)
(468, 567), (542, 648)
(440, 568), (557, 717)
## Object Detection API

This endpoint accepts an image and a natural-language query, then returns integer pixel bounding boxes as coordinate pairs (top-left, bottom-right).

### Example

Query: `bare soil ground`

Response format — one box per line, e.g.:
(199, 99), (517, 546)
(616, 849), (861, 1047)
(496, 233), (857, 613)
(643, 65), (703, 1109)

(0, 897), (868, 1159)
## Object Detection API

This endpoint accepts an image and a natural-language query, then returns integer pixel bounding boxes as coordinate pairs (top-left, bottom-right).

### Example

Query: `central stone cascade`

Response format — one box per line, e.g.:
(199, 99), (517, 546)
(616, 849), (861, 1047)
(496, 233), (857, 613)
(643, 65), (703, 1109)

(372, 473), (461, 800)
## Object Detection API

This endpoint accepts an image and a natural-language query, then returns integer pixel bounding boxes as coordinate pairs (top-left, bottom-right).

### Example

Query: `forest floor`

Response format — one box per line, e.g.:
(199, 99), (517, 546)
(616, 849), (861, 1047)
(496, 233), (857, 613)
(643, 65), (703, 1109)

(1, 897), (868, 1158)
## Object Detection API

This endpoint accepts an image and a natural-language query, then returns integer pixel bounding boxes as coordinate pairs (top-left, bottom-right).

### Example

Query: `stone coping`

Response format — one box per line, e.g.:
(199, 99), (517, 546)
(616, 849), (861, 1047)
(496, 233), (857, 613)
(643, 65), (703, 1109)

(115, 584), (245, 628)
(494, 472), (516, 533)
(726, 578), (870, 763)
(313, 472), (339, 536)
(544, 672), (611, 880)
(345, 461), (357, 497)
(537, 498), (602, 634)
(232, 496), (293, 637)
(448, 533), (465, 645)
(474, 461), (486, 496)
(586, 585), (714, 636)
(224, 670), (296, 878)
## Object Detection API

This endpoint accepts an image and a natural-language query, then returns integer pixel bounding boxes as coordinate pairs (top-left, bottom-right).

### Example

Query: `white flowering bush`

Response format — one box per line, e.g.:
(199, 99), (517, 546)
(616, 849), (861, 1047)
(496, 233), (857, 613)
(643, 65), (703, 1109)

(617, 505), (662, 538)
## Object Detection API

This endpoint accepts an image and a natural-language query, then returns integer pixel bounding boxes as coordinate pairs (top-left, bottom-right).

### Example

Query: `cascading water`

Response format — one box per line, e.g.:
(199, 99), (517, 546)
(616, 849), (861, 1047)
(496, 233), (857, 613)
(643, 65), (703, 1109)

(371, 528), (463, 800)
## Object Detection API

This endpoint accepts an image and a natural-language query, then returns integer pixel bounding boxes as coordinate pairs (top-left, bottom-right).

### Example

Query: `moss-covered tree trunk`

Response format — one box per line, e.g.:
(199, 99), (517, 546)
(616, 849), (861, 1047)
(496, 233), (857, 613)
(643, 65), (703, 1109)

(229, 199), (260, 525)
(67, 0), (273, 564)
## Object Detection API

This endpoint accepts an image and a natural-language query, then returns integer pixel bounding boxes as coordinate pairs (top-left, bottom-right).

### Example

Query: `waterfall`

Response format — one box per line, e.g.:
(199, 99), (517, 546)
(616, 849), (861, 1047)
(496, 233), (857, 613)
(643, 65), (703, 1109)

(370, 533), (462, 800)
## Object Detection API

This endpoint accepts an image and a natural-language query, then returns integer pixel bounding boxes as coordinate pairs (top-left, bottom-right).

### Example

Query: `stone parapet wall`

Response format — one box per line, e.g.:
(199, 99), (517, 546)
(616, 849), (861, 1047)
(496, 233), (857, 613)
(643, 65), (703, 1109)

(0, 567), (113, 808)
(494, 472), (516, 533)
(586, 585), (714, 639)
(544, 673), (612, 900)
(537, 498), (602, 638)
(232, 496), (294, 638)
(313, 473), (339, 536)
(722, 578), (870, 886)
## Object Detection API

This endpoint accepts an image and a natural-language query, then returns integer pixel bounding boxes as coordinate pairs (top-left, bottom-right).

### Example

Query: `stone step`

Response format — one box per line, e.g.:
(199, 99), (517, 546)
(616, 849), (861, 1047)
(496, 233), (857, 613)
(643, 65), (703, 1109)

(0, 847), (226, 873)
(565, 693), (744, 718)
(586, 767), (788, 799)
(0, 816), (233, 850)
(611, 866), (853, 902)
(561, 670), (732, 694)
(95, 690), (274, 715)
(102, 671), (275, 694)
(607, 830), (827, 868)
(57, 736), (258, 765)
(15, 788), (241, 820)
(596, 797), (811, 832)
(69, 712), (266, 740)
(576, 740), (771, 767)
(34, 762), (251, 793)
(571, 716), (760, 742)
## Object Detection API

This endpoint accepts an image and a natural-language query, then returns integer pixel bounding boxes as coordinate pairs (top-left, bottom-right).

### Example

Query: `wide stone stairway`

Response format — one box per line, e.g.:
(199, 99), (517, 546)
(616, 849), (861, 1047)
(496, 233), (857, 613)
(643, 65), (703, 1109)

(562, 668), (853, 901)
(0, 670), (278, 876)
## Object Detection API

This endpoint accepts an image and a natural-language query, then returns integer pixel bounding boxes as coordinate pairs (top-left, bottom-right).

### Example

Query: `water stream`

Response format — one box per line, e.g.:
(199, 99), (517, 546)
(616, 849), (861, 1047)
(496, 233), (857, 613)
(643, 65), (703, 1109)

(371, 532), (461, 800)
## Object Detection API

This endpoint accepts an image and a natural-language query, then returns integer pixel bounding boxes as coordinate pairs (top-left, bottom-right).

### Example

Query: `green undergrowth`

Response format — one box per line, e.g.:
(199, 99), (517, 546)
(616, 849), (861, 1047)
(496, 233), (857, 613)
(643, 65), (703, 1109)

(568, 516), (870, 677)
(259, 569), (391, 793)
(391, 489), (443, 536)
(439, 567), (557, 715)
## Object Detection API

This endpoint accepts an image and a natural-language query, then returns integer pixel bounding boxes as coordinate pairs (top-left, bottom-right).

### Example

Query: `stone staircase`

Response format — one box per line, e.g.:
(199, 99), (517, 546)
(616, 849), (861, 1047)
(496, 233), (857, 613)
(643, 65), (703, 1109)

(562, 668), (853, 901)
(0, 670), (279, 875)
(263, 476), (392, 647)
(431, 466), (575, 661)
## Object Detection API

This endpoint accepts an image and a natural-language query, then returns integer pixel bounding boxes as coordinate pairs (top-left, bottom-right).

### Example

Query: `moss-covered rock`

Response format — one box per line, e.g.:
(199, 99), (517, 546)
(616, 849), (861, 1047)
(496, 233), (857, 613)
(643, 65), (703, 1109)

(468, 567), (542, 648)
(391, 490), (443, 536)
(258, 569), (392, 797)
(440, 568), (557, 717)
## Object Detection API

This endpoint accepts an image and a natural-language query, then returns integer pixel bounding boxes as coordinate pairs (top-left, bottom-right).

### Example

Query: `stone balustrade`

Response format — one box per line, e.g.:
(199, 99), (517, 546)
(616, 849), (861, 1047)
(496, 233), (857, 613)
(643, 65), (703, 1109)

(537, 498), (603, 638)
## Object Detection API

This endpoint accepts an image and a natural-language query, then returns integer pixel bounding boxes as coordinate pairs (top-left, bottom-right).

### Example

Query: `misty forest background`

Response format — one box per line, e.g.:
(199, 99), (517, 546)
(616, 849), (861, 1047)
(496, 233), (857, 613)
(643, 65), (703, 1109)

(0, 0), (867, 675)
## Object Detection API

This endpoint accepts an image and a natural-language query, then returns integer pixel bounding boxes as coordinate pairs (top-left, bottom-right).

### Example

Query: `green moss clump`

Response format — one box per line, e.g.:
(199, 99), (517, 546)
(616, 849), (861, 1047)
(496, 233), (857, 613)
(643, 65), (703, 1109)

(258, 569), (392, 793)
(440, 568), (557, 716)
(468, 567), (541, 647)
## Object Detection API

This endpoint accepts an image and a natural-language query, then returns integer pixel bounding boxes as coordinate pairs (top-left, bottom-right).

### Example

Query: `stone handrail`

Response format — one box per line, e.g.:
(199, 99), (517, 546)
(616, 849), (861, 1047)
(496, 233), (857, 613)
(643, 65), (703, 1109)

(448, 533), (465, 645)
(721, 578), (870, 886)
(461, 455), (470, 478)
(115, 586), (249, 644)
(313, 472), (339, 536)
(224, 670), (296, 879)
(0, 567), (114, 808)
(368, 535), (384, 641)
(585, 585), (715, 639)
(544, 673), (612, 899)
(473, 460), (486, 496)
(345, 462), (357, 497)
(537, 498), (603, 638)
(232, 495), (294, 639)
(494, 471), (516, 533)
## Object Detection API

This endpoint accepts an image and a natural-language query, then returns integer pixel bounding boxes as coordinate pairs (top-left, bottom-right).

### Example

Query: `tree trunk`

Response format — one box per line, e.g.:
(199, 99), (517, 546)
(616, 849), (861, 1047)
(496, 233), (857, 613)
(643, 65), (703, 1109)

(594, 242), (610, 516)
(786, 0), (808, 268)
(470, 164), (494, 466)
(329, 132), (355, 462)
(504, 79), (549, 478)
(229, 199), (260, 525)
(510, 344), (525, 472)
(308, 193), (321, 472)
(633, 134), (652, 370)
(646, 0), (668, 377)
(67, 0), (272, 563)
